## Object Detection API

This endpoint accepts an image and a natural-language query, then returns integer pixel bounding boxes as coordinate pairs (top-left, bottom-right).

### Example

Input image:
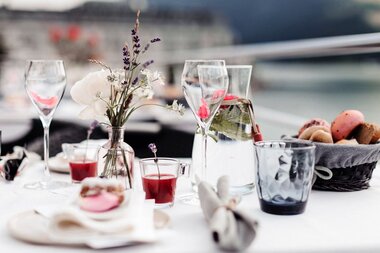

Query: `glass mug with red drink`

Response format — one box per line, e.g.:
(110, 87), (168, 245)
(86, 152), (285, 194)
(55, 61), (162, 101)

(63, 144), (99, 183)
(139, 158), (190, 207)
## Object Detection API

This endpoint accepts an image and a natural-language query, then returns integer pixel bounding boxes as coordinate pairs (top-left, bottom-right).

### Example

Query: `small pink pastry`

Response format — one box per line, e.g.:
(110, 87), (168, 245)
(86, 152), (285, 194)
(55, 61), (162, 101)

(79, 178), (124, 212)
(80, 191), (120, 212)
(298, 118), (330, 137)
(331, 110), (365, 142)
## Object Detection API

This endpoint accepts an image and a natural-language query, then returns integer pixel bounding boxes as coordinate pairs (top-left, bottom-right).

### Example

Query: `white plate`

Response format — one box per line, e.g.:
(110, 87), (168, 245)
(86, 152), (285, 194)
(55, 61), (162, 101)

(7, 208), (169, 249)
(48, 153), (70, 173)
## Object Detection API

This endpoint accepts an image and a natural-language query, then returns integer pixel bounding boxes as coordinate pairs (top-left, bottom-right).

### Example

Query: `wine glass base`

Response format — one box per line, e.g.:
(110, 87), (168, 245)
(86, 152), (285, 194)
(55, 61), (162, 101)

(177, 193), (200, 206)
(24, 180), (71, 190)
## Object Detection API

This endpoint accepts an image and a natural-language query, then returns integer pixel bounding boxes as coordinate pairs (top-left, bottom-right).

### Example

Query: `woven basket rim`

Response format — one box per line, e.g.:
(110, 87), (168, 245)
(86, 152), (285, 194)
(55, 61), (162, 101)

(313, 162), (377, 191)
(314, 142), (380, 168)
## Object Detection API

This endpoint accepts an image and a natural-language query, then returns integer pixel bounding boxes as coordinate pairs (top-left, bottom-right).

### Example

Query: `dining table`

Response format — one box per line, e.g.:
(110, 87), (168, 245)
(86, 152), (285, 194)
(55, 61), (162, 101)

(1, 158), (380, 253)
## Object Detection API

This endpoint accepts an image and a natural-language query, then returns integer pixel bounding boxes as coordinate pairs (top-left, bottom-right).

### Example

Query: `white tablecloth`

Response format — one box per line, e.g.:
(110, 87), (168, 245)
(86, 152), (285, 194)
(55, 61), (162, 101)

(2, 160), (380, 253)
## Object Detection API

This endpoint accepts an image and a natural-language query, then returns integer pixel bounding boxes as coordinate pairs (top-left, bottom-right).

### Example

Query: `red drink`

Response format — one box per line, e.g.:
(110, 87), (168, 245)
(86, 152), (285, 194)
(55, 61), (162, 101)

(142, 174), (177, 204)
(69, 160), (97, 182)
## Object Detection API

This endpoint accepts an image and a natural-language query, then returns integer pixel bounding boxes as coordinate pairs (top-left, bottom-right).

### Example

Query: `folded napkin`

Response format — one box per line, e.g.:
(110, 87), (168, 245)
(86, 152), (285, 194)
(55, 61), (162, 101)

(35, 191), (156, 249)
(198, 176), (259, 251)
(0, 146), (40, 181)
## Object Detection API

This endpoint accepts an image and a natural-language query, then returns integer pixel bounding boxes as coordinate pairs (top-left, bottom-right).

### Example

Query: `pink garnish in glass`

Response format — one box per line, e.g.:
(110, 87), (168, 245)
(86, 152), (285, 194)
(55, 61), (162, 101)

(197, 99), (210, 120)
(224, 94), (239, 101)
(212, 89), (225, 99)
(31, 92), (58, 107)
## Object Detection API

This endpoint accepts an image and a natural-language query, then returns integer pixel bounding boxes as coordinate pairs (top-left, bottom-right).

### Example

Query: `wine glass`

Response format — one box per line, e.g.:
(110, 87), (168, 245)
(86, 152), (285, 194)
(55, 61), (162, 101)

(181, 60), (229, 196)
(24, 60), (68, 190)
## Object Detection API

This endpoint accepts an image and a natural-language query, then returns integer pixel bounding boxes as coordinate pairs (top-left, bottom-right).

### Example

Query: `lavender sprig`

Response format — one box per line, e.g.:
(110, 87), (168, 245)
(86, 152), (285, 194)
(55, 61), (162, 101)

(142, 43), (150, 54)
(142, 60), (154, 69)
(122, 44), (130, 71)
(132, 77), (139, 85)
(132, 11), (141, 55)
(150, 38), (161, 43)
(148, 144), (160, 173)
(87, 120), (99, 140)
(148, 143), (161, 194)
(148, 143), (158, 161)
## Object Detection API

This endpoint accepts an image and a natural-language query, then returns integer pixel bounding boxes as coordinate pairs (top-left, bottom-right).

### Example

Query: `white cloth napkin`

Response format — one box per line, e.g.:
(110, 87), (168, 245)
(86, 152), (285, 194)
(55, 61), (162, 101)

(35, 190), (157, 249)
(198, 176), (259, 251)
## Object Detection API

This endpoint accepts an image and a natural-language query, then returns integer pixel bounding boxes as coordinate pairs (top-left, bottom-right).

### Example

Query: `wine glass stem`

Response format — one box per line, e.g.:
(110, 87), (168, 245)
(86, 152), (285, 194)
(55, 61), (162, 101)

(201, 127), (207, 182)
(42, 126), (51, 183)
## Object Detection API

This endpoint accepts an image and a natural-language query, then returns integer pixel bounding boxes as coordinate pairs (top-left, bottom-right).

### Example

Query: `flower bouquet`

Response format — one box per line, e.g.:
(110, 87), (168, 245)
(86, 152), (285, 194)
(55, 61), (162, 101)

(71, 11), (184, 189)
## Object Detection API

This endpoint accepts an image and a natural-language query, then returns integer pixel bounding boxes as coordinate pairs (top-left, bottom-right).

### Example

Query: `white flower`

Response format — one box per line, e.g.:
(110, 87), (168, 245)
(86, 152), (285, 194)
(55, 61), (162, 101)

(110, 69), (126, 91)
(168, 100), (185, 115)
(70, 69), (111, 121)
(134, 86), (154, 99)
(140, 69), (165, 86)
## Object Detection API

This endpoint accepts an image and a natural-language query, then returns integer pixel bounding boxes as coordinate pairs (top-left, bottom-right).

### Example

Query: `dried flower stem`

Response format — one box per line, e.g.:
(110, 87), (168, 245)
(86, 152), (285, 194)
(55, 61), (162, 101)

(88, 59), (112, 73)
(148, 143), (161, 199)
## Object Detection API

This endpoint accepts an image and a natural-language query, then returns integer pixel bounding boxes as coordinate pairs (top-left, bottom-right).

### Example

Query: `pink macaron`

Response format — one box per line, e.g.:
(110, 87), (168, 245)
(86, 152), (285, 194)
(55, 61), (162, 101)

(79, 191), (121, 212)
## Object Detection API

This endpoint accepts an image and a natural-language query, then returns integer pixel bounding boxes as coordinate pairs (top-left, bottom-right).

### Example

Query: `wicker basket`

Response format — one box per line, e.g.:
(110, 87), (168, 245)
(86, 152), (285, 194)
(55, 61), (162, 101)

(312, 142), (380, 192)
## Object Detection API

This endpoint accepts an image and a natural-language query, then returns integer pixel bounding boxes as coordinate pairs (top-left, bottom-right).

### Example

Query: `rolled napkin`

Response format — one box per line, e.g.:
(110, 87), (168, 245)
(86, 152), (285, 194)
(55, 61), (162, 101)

(198, 176), (259, 251)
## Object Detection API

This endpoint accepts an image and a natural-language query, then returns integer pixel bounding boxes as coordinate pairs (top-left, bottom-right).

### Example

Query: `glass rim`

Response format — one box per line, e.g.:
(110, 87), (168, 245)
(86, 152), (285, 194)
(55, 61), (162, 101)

(25, 59), (64, 63)
(226, 65), (252, 69)
(184, 59), (225, 63)
(254, 140), (316, 150)
(197, 65), (227, 69)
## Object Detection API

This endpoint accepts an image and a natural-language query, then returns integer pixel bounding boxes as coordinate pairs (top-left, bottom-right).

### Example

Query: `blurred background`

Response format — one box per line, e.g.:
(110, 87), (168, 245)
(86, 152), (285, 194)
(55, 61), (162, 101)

(1, 0), (380, 157)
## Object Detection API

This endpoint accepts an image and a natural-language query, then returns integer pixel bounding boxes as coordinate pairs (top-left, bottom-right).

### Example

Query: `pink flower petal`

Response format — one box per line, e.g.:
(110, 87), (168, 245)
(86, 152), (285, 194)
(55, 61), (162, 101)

(197, 99), (210, 120)
(224, 94), (239, 101)
(31, 92), (58, 107)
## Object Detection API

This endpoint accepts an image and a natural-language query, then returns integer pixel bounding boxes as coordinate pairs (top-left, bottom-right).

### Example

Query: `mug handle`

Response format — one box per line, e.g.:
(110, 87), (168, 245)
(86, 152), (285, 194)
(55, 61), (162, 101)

(179, 162), (191, 178)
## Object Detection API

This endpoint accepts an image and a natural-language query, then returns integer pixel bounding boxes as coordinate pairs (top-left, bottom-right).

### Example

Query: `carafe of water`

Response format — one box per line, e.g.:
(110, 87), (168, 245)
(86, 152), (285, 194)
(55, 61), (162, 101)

(192, 65), (257, 195)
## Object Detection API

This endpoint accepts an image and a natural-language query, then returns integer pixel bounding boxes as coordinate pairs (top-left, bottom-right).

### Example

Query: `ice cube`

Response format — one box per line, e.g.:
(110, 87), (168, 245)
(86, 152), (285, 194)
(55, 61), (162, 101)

(275, 167), (289, 183)
(278, 155), (287, 165)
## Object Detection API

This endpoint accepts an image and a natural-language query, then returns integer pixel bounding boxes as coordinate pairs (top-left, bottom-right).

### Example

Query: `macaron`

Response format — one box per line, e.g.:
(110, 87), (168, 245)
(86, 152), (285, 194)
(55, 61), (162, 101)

(79, 191), (121, 212)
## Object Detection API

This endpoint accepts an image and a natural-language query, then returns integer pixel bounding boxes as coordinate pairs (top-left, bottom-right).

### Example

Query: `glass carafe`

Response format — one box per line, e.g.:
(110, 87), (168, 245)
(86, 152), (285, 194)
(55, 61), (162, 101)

(191, 65), (255, 195)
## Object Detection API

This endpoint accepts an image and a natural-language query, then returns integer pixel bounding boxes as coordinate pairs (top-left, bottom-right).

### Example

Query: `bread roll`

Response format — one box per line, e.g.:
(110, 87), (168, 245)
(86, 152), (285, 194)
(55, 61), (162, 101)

(298, 118), (330, 136)
(370, 123), (380, 144)
(309, 130), (333, 143)
(331, 110), (364, 142)
(352, 122), (375, 145)
(299, 125), (330, 140)
(336, 139), (359, 145)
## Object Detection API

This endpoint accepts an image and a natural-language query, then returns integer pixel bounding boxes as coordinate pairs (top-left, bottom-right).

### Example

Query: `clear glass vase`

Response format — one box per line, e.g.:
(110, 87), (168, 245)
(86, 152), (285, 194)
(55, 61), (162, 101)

(192, 99), (255, 195)
(191, 65), (255, 195)
(97, 127), (134, 189)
